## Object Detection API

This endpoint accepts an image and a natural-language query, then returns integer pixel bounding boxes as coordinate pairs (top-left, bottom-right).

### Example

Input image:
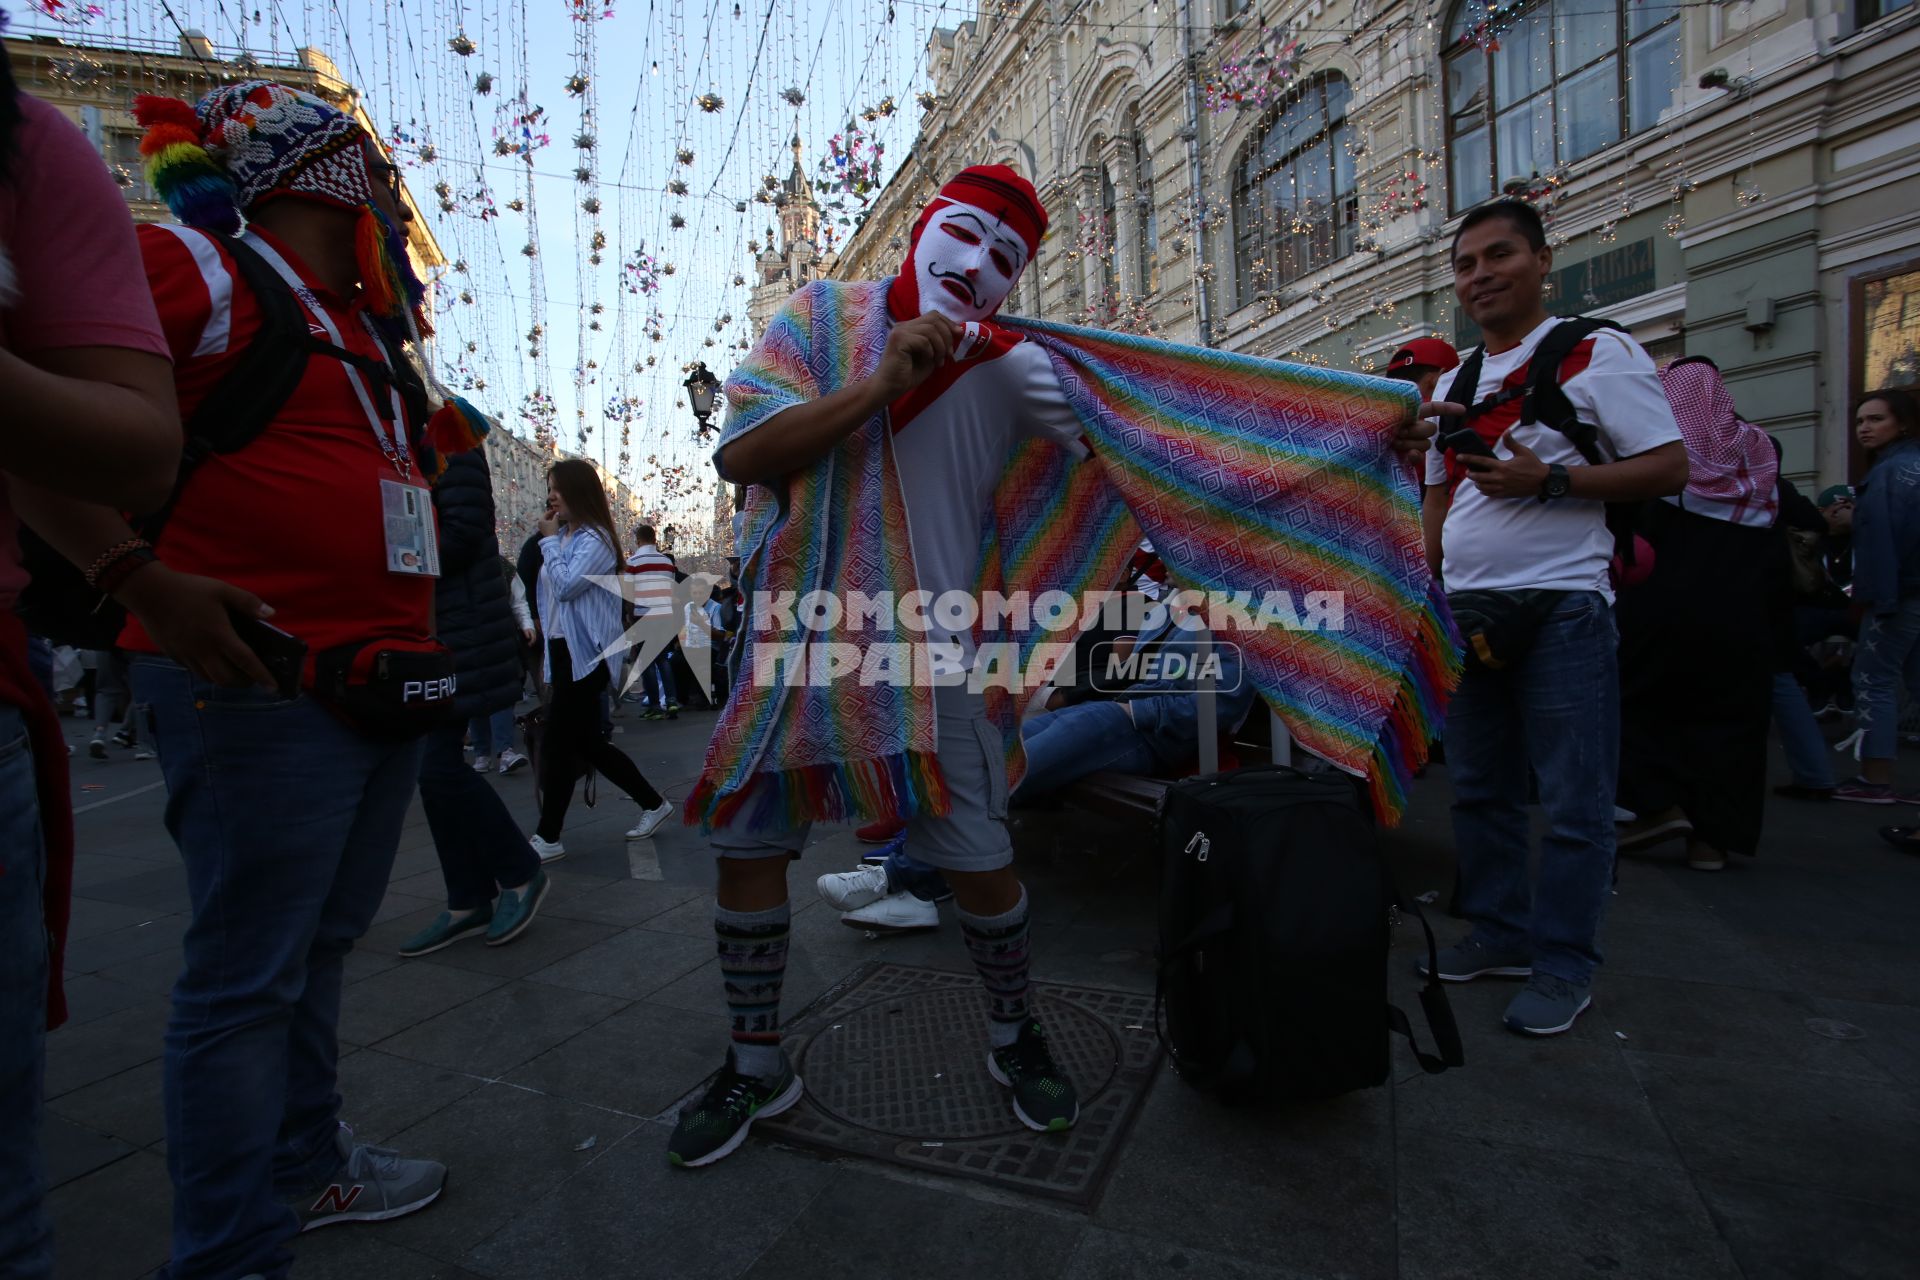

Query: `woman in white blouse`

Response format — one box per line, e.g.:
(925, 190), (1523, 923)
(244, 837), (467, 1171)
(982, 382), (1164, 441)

(529, 460), (673, 857)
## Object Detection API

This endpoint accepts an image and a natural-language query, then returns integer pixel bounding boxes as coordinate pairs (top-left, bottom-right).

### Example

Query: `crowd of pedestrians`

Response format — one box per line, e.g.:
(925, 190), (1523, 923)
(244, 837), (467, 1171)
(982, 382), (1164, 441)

(3, 57), (1916, 1280)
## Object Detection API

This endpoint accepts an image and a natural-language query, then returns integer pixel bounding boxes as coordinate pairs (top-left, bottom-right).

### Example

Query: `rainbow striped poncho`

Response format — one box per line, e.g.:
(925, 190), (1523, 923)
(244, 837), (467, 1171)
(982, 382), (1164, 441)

(683, 279), (1460, 830)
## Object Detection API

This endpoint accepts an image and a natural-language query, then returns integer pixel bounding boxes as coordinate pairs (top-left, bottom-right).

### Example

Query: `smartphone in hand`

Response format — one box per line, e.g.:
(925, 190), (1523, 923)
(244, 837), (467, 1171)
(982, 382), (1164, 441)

(1438, 425), (1497, 458)
(230, 613), (308, 699)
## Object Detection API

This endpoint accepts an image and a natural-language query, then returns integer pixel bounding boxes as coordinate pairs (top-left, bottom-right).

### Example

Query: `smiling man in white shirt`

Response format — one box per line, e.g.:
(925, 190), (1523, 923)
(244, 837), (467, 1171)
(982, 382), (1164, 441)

(1418, 199), (1688, 1037)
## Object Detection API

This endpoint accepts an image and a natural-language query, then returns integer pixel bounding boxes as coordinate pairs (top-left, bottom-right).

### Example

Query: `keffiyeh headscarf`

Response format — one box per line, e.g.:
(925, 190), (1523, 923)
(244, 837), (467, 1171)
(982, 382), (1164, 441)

(132, 81), (431, 343)
(1659, 359), (1779, 527)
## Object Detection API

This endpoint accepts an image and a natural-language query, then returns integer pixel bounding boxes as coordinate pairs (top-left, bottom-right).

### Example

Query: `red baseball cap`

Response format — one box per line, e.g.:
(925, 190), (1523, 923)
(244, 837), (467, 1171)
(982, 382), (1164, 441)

(1385, 337), (1460, 376)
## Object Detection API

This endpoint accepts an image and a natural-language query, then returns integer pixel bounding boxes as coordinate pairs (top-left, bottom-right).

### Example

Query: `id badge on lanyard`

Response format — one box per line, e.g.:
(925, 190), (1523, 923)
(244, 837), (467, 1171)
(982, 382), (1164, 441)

(242, 232), (440, 578)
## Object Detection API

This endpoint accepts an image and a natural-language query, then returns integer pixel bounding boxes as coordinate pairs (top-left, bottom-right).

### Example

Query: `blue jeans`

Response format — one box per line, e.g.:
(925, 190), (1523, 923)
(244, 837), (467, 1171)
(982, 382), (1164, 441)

(873, 839), (952, 903)
(133, 659), (424, 1280)
(1445, 591), (1618, 986)
(0, 705), (52, 1279)
(468, 705), (516, 758)
(1851, 595), (1920, 762)
(418, 723), (540, 911)
(1771, 672), (1835, 789)
(1016, 701), (1159, 799)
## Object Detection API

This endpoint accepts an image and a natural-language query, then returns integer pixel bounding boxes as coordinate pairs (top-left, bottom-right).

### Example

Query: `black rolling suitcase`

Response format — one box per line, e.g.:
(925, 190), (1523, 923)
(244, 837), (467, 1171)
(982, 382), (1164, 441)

(1155, 765), (1463, 1103)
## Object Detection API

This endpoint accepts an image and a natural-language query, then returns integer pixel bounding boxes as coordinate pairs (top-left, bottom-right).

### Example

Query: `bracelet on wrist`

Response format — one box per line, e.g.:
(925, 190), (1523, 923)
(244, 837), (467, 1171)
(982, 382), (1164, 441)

(83, 537), (152, 589)
(96, 547), (159, 597)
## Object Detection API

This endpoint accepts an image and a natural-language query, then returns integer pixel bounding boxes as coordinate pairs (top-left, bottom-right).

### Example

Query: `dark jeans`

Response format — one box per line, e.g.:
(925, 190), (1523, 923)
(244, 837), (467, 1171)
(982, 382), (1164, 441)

(0, 704), (52, 1279)
(538, 640), (663, 840)
(133, 658), (423, 1280)
(1445, 591), (1618, 986)
(417, 722), (541, 910)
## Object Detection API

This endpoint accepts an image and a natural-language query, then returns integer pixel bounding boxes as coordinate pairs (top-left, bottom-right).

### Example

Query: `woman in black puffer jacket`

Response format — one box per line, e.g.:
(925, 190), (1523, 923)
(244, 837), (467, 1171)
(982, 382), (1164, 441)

(400, 449), (549, 957)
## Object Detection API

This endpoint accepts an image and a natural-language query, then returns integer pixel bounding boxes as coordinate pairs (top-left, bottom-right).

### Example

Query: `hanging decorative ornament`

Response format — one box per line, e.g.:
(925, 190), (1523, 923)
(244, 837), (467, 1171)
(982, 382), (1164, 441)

(669, 213), (687, 229)
(581, 196), (601, 213)
(574, 132), (595, 150)
(917, 91), (938, 111)
(522, 242), (537, 257)
(663, 263), (676, 275)
(474, 70), (495, 94)
(781, 86), (806, 107)
(1734, 175), (1765, 208)
(492, 100), (550, 160)
(508, 197), (525, 212)
(416, 142), (437, 164)
(567, 0), (616, 19)
(574, 166), (593, 183)
(1202, 29), (1301, 114)
(667, 178), (689, 196)
(816, 123), (885, 204)
(697, 93), (725, 113)
(590, 229), (607, 252)
(677, 148), (696, 166)
(447, 30), (476, 56)
(1663, 209), (1686, 238)
(860, 96), (896, 123)
(732, 274), (745, 286)
(565, 74), (590, 96)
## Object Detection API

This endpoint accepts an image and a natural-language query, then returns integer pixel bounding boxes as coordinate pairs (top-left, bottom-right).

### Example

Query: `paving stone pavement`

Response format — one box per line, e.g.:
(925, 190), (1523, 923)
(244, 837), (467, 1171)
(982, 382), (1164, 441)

(41, 703), (1920, 1279)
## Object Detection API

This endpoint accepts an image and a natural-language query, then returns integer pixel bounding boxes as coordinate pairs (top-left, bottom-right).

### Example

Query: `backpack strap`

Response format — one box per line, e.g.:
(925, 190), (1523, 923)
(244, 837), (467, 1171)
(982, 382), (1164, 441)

(1518, 316), (1628, 463)
(1388, 889), (1466, 1075)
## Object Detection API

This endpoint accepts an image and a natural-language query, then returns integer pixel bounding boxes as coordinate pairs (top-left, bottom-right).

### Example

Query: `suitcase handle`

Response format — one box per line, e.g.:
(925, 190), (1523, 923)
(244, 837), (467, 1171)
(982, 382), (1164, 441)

(1388, 891), (1466, 1074)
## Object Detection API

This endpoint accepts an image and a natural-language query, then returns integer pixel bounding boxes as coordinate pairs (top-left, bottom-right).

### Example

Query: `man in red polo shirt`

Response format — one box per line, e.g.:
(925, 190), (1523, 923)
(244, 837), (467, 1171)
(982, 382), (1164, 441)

(20, 83), (450, 1280)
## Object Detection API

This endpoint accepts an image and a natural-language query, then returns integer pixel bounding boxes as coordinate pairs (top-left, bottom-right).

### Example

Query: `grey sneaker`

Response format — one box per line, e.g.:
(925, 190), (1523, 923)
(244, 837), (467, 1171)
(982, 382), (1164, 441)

(1503, 975), (1593, 1036)
(1416, 936), (1533, 982)
(286, 1125), (446, 1231)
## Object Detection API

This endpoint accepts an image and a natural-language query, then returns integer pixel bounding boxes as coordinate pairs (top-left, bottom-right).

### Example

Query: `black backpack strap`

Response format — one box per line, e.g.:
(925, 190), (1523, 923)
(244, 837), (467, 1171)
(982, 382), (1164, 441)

(1388, 890), (1465, 1075)
(1436, 347), (1486, 451)
(1519, 317), (1628, 464)
(136, 233), (317, 541)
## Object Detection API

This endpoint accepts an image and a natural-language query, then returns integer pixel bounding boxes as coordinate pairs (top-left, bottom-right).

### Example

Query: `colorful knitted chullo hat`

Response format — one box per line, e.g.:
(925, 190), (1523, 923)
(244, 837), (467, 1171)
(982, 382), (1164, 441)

(132, 81), (430, 341)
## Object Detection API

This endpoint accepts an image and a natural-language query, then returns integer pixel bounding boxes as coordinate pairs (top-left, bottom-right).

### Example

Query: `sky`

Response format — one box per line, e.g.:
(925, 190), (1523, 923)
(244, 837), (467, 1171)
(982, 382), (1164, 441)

(18, 0), (957, 529)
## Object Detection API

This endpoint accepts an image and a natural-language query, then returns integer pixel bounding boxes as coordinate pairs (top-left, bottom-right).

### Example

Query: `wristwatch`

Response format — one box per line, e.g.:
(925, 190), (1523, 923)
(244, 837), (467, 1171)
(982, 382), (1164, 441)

(1538, 463), (1572, 504)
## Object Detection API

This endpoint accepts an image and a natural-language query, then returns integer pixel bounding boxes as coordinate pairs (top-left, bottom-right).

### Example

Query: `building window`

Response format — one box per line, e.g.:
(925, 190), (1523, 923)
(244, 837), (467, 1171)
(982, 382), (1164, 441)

(1099, 161), (1119, 302)
(1132, 123), (1159, 295)
(1232, 74), (1355, 309)
(1444, 0), (1682, 211)
(1859, 267), (1920, 392)
(1857, 0), (1917, 26)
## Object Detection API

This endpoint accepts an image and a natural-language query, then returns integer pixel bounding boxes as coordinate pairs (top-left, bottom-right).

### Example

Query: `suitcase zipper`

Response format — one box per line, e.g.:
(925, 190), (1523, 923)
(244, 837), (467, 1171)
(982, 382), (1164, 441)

(1184, 831), (1210, 862)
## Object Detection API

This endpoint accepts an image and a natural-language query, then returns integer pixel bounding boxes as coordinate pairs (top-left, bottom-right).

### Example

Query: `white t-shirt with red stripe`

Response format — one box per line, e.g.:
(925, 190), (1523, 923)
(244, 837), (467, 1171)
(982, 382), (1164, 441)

(623, 543), (677, 616)
(1423, 317), (1681, 600)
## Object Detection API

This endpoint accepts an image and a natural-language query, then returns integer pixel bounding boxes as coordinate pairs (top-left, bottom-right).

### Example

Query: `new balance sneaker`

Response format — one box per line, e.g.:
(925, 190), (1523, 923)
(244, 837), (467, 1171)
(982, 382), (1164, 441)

(627, 800), (675, 839)
(285, 1125), (445, 1231)
(1834, 777), (1897, 805)
(987, 1019), (1079, 1132)
(816, 863), (890, 912)
(472, 755), (493, 773)
(398, 908), (493, 958)
(841, 890), (939, 933)
(1416, 936), (1533, 983)
(1503, 975), (1593, 1036)
(1615, 806), (1692, 852)
(529, 834), (566, 862)
(497, 749), (530, 774)
(856, 817), (907, 844)
(486, 870), (549, 946)
(667, 1050), (803, 1169)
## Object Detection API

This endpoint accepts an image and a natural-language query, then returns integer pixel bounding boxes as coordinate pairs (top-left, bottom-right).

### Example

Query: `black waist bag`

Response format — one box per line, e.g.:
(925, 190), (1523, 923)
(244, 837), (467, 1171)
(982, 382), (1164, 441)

(1155, 766), (1463, 1104)
(313, 639), (460, 742)
(1444, 588), (1567, 672)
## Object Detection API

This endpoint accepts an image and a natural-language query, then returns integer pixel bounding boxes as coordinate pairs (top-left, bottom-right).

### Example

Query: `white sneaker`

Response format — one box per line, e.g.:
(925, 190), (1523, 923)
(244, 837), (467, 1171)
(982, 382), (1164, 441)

(529, 834), (566, 862)
(472, 755), (493, 773)
(816, 864), (890, 912)
(133, 746), (156, 761)
(626, 800), (675, 840)
(497, 749), (529, 774)
(840, 890), (939, 933)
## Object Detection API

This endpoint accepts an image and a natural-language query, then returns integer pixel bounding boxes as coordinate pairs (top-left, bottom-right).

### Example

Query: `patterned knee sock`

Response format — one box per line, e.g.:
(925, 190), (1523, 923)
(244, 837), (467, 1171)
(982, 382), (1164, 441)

(715, 902), (789, 1079)
(957, 886), (1031, 1049)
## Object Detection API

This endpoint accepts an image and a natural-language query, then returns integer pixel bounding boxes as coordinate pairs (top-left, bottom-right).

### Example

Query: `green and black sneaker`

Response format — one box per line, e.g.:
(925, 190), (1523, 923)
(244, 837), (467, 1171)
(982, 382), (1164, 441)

(987, 1018), (1080, 1132)
(666, 1050), (803, 1169)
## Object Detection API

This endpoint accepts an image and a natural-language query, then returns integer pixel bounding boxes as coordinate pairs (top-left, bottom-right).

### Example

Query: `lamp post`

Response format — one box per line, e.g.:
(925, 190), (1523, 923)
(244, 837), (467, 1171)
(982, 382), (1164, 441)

(683, 361), (721, 431)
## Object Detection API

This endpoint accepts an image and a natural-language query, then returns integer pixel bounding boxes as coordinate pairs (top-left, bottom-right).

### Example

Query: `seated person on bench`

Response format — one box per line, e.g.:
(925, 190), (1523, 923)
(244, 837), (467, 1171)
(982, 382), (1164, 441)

(816, 597), (1259, 932)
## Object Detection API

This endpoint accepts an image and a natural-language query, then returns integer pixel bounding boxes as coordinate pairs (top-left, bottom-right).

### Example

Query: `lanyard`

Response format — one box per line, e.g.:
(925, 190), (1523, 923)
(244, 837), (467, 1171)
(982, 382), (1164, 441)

(240, 231), (414, 482)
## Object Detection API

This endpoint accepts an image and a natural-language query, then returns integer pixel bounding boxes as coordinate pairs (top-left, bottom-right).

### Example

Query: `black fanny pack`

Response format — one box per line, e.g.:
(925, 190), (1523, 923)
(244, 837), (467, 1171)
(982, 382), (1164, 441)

(313, 639), (460, 740)
(1445, 589), (1567, 671)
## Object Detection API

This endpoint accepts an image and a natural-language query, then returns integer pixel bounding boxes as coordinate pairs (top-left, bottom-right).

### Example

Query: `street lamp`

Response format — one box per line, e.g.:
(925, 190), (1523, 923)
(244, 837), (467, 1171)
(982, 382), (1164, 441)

(683, 361), (721, 430)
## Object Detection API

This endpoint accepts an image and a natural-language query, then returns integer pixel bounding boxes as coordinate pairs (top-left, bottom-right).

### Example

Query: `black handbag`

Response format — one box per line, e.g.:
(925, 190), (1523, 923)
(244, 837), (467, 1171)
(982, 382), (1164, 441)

(1445, 588), (1568, 671)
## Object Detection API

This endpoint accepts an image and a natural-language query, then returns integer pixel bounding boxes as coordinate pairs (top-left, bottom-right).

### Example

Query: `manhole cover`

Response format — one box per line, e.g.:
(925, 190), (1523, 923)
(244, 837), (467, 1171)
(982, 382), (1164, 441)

(755, 962), (1160, 1207)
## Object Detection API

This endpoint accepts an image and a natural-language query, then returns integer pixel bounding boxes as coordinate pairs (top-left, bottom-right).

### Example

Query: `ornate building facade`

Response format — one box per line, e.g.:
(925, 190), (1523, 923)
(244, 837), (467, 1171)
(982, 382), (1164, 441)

(824, 0), (1920, 485)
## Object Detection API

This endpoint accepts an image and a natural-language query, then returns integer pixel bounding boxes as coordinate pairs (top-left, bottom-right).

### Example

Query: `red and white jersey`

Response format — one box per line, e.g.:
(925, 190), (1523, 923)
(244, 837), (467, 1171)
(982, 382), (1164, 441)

(624, 543), (677, 615)
(126, 222), (435, 664)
